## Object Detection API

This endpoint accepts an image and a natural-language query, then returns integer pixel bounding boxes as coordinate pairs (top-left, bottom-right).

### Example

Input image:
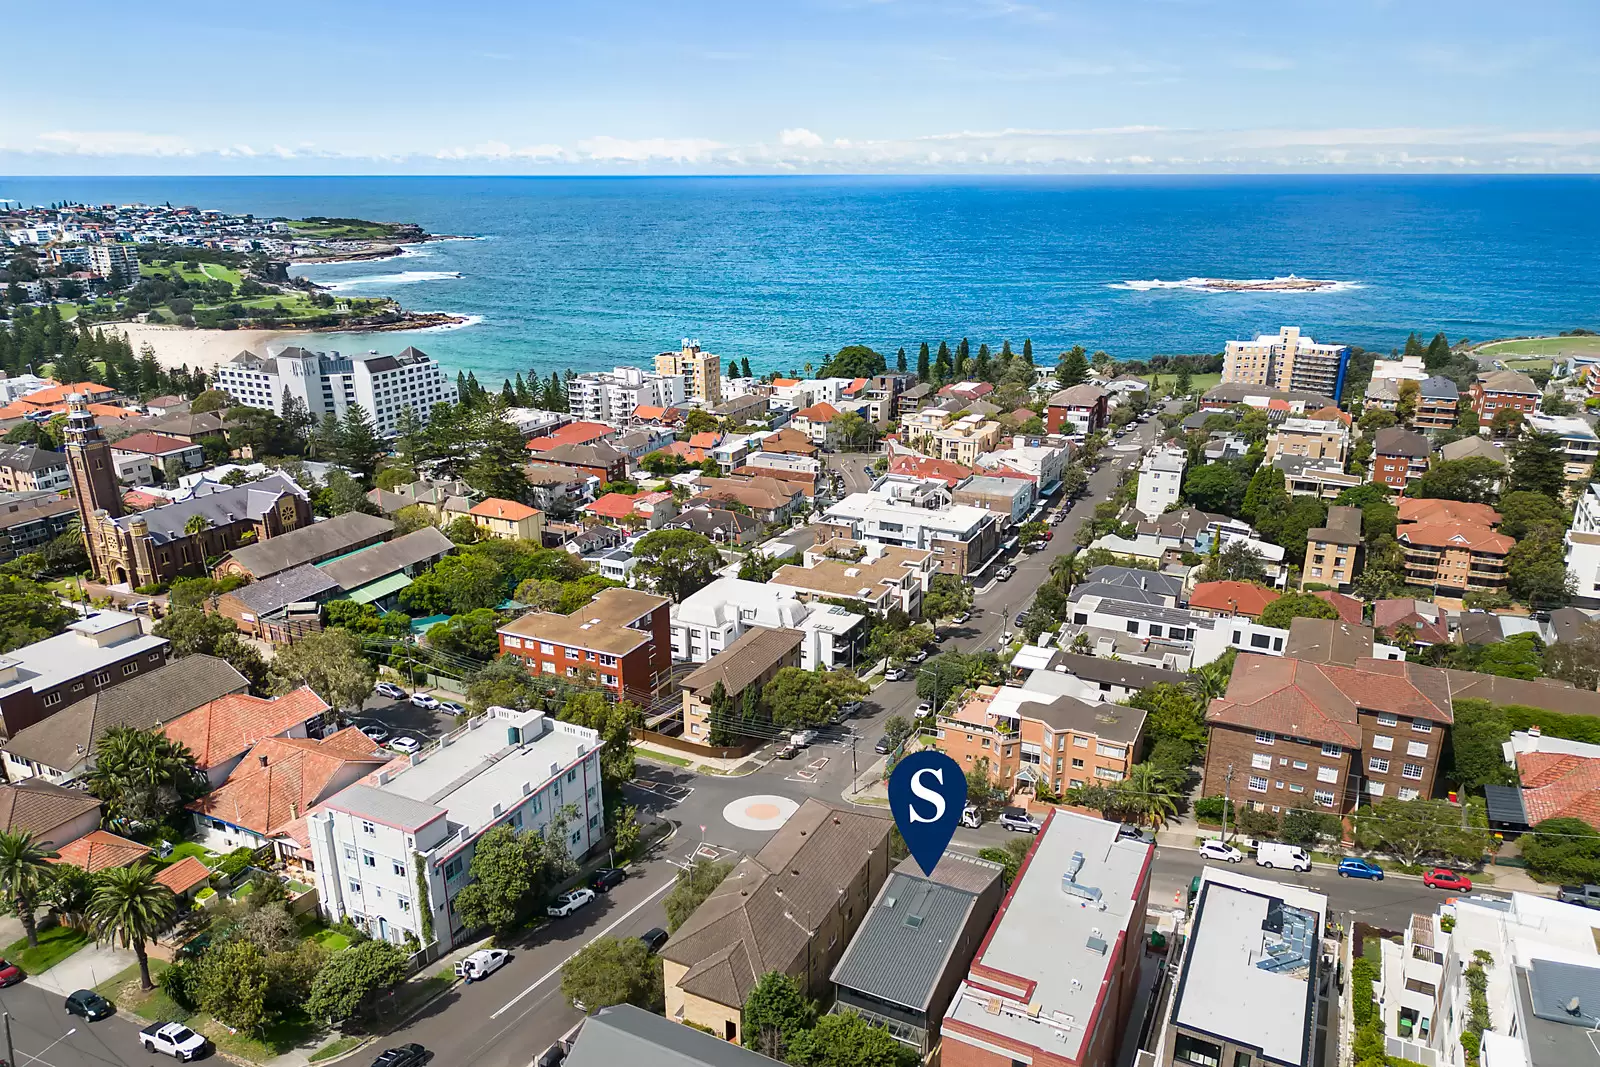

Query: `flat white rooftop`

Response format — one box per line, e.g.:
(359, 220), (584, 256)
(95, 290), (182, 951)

(0, 611), (163, 700)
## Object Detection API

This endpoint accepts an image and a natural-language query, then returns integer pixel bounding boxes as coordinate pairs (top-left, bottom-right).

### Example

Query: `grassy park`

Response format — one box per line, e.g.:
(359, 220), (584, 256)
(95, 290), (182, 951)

(1476, 335), (1600, 358)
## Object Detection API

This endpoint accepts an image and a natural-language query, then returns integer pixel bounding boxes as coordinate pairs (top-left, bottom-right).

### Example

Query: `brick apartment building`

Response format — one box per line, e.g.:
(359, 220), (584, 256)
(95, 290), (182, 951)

(496, 587), (672, 704)
(1395, 522), (1514, 595)
(1200, 654), (1453, 815)
(1370, 427), (1430, 489)
(1469, 370), (1541, 423)
(1045, 385), (1109, 436)
(1413, 376), (1460, 430)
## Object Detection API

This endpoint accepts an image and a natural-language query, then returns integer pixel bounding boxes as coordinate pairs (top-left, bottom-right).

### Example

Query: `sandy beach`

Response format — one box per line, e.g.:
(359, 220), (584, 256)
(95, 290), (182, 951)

(98, 322), (296, 374)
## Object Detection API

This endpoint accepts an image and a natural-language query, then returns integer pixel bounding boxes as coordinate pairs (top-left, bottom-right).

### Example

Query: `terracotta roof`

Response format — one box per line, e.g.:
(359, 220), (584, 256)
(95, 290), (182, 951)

(1311, 590), (1365, 625)
(688, 432), (722, 449)
(887, 454), (974, 487)
(1308, 405), (1352, 425)
(1207, 654), (1454, 747)
(1517, 754), (1600, 829)
(1396, 522), (1515, 553)
(48, 830), (152, 873)
(110, 431), (196, 456)
(1267, 398), (1291, 411)
(155, 855), (213, 894)
(632, 405), (666, 421)
(660, 441), (708, 462)
(160, 687), (329, 770)
(1396, 498), (1502, 526)
(121, 488), (167, 511)
(583, 493), (649, 520)
(693, 476), (800, 512)
(468, 497), (541, 522)
(797, 402), (840, 422)
(1373, 599), (1451, 644)
(1189, 581), (1278, 618)
(21, 382), (116, 406)
(771, 378), (799, 387)
(759, 428), (818, 456)
(0, 779), (101, 840)
(525, 421), (616, 450)
(188, 727), (388, 836)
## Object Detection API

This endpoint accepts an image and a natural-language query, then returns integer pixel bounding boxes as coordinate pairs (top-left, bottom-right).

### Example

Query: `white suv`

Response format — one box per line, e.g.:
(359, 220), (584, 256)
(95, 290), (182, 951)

(1198, 840), (1244, 863)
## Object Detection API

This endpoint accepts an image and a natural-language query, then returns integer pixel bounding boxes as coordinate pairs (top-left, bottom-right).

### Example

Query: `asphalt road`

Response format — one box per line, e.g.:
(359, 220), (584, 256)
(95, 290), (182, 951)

(0, 978), (158, 1067)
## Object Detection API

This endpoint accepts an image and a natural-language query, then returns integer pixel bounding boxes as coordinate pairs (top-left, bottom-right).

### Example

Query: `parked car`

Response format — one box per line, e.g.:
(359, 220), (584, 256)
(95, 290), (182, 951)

(371, 1045), (430, 1067)
(437, 701), (465, 716)
(915, 701), (933, 717)
(776, 743), (799, 760)
(953, 611), (972, 624)
(884, 666), (907, 681)
(838, 700), (863, 717)
(639, 927), (670, 953)
(907, 649), (928, 664)
(1422, 868), (1473, 892)
(359, 724), (391, 744)
(1198, 840), (1244, 863)
(996, 565), (1016, 580)
(410, 693), (440, 710)
(1338, 858), (1385, 881)
(874, 735), (894, 754)
(1000, 631), (1015, 643)
(389, 736), (422, 755)
(140, 1022), (207, 1061)
(1254, 842), (1311, 872)
(547, 889), (596, 918)
(0, 958), (20, 986)
(961, 804), (981, 828)
(590, 868), (627, 892)
(999, 808), (1041, 834)
(1559, 884), (1600, 909)
(454, 948), (510, 982)
(65, 989), (112, 1019)
(790, 729), (817, 747)
(374, 682), (407, 700)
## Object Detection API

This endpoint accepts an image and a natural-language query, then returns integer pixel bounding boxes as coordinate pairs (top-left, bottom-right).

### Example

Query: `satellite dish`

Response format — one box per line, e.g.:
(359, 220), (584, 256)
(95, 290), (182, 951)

(1569, 995), (1583, 1014)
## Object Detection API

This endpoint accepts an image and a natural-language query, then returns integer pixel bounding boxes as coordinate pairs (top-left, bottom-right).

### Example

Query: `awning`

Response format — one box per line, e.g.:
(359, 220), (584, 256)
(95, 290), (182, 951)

(1483, 785), (1530, 830)
(346, 572), (412, 605)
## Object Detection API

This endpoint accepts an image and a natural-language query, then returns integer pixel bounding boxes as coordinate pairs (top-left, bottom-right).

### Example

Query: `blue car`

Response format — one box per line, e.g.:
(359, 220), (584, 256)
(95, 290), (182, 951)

(1338, 857), (1385, 880)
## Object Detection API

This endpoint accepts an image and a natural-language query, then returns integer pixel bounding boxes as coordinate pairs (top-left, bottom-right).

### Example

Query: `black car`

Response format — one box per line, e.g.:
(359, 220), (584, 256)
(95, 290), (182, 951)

(590, 868), (627, 892)
(65, 989), (113, 1020)
(639, 927), (670, 953)
(874, 735), (893, 754)
(372, 1044), (430, 1067)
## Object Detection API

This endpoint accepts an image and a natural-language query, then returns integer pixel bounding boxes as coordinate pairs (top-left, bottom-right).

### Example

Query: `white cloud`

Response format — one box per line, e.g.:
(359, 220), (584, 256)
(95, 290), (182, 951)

(780, 127), (825, 148)
(35, 130), (193, 156)
(577, 136), (722, 162)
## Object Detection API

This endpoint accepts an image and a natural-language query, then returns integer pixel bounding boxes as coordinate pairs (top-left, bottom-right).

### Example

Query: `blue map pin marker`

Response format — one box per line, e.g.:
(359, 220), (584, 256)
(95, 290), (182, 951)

(888, 750), (969, 876)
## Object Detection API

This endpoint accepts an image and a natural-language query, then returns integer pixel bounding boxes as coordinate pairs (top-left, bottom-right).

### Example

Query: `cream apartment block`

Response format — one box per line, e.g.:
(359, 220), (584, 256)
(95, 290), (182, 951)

(772, 538), (936, 617)
(932, 416), (1004, 465)
(567, 366), (685, 425)
(1263, 417), (1349, 464)
(1223, 326), (1352, 401)
(814, 492), (1001, 577)
(1522, 413), (1599, 500)
(654, 341), (722, 406)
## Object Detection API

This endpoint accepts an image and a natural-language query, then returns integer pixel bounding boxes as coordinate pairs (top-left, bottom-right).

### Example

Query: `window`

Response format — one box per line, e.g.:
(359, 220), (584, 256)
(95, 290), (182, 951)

(566, 647), (581, 660)
(42, 692), (61, 707)
(1368, 781), (1386, 797)
(361, 821), (376, 835)
(122, 663), (137, 675)
(1174, 1034), (1222, 1067)
(444, 858), (463, 880)
(1250, 633), (1271, 649)
(1369, 757), (1390, 774)
(343, 846), (356, 861)
(567, 769), (577, 783)
(540, 642), (554, 655)
(569, 829), (581, 845)
(391, 860), (405, 877)
(363, 852), (376, 867)
(1096, 742), (1125, 759)
(1314, 789), (1336, 807)
(1407, 741), (1430, 757)
(1073, 736), (1089, 748)
(397, 896), (411, 913)
(1248, 775), (1268, 793)
(1234, 1053), (1253, 1067)
(1322, 743), (1342, 757)
(1403, 763), (1424, 780)
(1412, 720), (1433, 733)
(93, 671), (110, 685)
(348, 880), (361, 895)
(1289, 784), (1305, 793)
(1292, 760), (1308, 770)
(1317, 766), (1338, 783)
(1376, 713), (1398, 727)
(1399, 788), (1421, 801)
(1372, 735), (1393, 751)
(1251, 754), (1272, 770)
(1095, 767), (1124, 781)
(1126, 620), (1139, 634)
(1072, 758), (1084, 768)
(1255, 731), (1275, 745)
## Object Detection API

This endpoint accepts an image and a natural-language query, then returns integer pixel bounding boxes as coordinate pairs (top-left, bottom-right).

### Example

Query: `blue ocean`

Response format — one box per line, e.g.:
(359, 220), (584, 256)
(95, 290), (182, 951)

(3, 175), (1597, 385)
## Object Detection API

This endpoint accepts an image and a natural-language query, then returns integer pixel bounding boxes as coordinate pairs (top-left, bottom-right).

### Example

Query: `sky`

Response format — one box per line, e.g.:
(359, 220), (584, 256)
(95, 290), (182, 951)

(3, 0), (1597, 174)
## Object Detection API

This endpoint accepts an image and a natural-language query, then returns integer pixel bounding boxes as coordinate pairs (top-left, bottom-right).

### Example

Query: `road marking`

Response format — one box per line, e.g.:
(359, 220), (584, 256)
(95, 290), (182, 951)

(490, 876), (677, 1019)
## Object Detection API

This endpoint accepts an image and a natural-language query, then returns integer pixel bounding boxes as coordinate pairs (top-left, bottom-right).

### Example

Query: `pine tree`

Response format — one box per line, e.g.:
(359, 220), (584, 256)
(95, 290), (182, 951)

(934, 341), (953, 383)
(501, 378), (517, 405)
(917, 342), (931, 382)
(740, 357), (752, 378)
(1056, 345), (1089, 387)
(1425, 332), (1451, 370)
(1404, 332), (1424, 359)
(338, 404), (383, 481)
(1022, 338), (1033, 365)
(896, 347), (907, 373)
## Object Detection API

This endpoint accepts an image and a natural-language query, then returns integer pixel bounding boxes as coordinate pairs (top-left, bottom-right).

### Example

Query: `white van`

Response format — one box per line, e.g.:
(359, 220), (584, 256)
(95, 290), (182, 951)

(1255, 842), (1311, 872)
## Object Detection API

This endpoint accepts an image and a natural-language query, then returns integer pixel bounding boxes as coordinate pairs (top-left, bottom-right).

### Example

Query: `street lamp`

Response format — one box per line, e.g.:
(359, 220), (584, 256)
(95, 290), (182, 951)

(4, 1014), (77, 1067)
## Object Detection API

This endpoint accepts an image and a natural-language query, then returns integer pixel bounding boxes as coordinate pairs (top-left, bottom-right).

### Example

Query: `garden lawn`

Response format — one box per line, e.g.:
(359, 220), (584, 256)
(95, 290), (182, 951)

(6, 926), (90, 974)
(310, 1037), (364, 1062)
(96, 959), (186, 1021)
(308, 927), (352, 953)
(203, 1010), (323, 1063)
(166, 841), (221, 865)
(1478, 335), (1600, 357)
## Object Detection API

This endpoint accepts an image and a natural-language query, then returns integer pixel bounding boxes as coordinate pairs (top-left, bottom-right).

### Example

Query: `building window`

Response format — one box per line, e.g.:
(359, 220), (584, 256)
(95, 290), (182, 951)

(1314, 789), (1336, 807)
(122, 663), (137, 675)
(1368, 781), (1386, 797)
(1174, 1034), (1223, 1067)
(444, 858), (463, 880)
(42, 692), (61, 707)
(397, 896), (411, 913)
(1292, 760), (1308, 770)
(363, 852), (376, 867)
(349, 880), (361, 895)
(392, 860), (405, 877)
(1412, 720), (1434, 733)
(1321, 742), (1341, 757)
(1073, 736), (1089, 748)
(1407, 741), (1430, 757)
(1372, 735), (1393, 751)
(1317, 766), (1338, 783)
(362, 821), (375, 835)
(1403, 763), (1424, 780)
(569, 829), (582, 845)
(1399, 788), (1421, 801)
(93, 671), (110, 685)
(1251, 754), (1272, 770)
(1376, 713), (1398, 727)
(1369, 757), (1390, 774)
(1255, 731), (1275, 745)
(1247, 775), (1268, 793)
(540, 642), (554, 655)
(343, 847), (356, 861)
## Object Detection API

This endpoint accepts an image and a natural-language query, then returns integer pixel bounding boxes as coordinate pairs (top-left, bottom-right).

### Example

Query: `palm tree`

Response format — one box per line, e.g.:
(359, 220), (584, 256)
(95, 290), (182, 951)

(89, 864), (177, 990)
(87, 727), (200, 829)
(0, 830), (59, 948)
(1118, 763), (1179, 828)
(1186, 659), (1231, 704)
(183, 514), (212, 538)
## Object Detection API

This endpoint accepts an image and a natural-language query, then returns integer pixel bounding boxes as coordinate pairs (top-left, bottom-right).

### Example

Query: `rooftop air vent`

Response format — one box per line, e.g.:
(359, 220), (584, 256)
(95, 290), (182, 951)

(1086, 936), (1107, 955)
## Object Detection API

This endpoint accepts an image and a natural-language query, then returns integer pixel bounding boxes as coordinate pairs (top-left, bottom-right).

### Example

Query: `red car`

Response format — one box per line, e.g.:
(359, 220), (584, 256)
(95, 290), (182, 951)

(1423, 868), (1473, 892)
(0, 958), (20, 986)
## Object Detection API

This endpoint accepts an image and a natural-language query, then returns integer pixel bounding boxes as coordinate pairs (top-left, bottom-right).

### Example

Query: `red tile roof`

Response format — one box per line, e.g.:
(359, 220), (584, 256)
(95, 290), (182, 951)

(1311, 590), (1365, 625)
(797, 402), (840, 422)
(469, 497), (541, 522)
(525, 421), (615, 451)
(689, 432), (723, 449)
(759, 428), (818, 455)
(161, 687), (329, 770)
(1396, 522), (1515, 554)
(47, 830), (152, 873)
(111, 432), (196, 456)
(1518, 752), (1600, 829)
(1373, 599), (1451, 645)
(1188, 581), (1278, 618)
(21, 381), (116, 406)
(121, 489), (168, 511)
(661, 441), (709, 462)
(1396, 498), (1502, 527)
(155, 855), (213, 894)
(1208, 654), (1454, 747)
(188, 727), (388, 836)
(888, 453), (974, 488)
(583, 492), (648, 520)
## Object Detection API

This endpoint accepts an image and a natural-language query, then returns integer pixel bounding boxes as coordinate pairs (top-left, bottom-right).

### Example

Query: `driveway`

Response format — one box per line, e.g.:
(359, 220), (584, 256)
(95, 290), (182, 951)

(26, 941), (134, 996)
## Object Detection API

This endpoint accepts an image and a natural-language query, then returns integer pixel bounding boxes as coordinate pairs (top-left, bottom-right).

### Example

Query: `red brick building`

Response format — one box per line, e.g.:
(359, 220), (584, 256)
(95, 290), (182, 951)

(1468, 369), (1540, 423)
(1370, 426), (1430, 489)
(1200, 654), (1453, 815)
(495, 588), (672, 704)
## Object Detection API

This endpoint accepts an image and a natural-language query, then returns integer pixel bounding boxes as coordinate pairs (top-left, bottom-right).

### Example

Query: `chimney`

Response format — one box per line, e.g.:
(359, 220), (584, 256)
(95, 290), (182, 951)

(1529, 725), (1542, 738)
(257, 753), (268, 768)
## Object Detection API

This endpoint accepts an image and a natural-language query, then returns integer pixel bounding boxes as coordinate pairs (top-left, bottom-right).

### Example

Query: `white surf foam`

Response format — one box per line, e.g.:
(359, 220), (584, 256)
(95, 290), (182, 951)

(1109, 276), (1362, 294)
(408, 314), (484, 333)
(323, 270), (464, 291)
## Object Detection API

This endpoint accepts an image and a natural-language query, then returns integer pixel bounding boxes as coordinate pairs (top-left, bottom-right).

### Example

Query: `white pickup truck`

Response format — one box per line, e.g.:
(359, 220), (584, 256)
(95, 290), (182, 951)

(141, 1021), (208, 1061)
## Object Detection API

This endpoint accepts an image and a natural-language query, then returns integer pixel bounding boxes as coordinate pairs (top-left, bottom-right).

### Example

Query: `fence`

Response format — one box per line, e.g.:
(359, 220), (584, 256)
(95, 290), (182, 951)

(633, 726), (760, 761)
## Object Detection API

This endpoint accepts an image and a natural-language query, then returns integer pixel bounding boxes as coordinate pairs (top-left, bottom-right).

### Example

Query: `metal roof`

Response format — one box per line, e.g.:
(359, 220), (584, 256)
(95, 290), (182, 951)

(319, 782), (444, 833)
(566, 1004), (782, 1067)
(831, 870), (987, 1012)
(1483, 785), (1530, 829)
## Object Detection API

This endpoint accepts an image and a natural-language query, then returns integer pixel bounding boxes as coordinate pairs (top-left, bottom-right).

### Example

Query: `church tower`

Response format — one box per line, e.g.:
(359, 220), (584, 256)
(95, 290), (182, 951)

(64, 392), (122, 534)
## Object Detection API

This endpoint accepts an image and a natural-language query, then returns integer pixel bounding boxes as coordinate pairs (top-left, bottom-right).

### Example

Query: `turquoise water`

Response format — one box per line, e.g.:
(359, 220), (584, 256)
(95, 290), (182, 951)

(4, 175), (1597, 384)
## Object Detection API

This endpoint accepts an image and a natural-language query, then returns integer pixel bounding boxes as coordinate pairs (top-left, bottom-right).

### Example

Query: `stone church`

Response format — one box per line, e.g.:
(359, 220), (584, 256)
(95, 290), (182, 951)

(64, 394), (313, 588)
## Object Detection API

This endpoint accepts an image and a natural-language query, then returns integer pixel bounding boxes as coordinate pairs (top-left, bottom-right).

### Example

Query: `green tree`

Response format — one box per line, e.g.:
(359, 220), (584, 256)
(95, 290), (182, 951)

(0, 830), (56, 948)
(317, 468), (379, 517)
(1241, 466), (1287, 522)
(831, 410), (870, 451)
(632, 529), (723, 602)
(337, 404), (384, 480)
(89, 863), (177, 990)
(1118, 762), (1179, 827)
(1520, 817), (1600, 885)
(305, 939), (410, 1023)
(267, 627), (377, 713)
(87, 727), (202, 828)
(194, 938), (270, 1032)
(788, 1010), (918, 1067)
(425, 608), (503, 662)
(0, 573), (77, 652)
(1258, 592), (1340, 629)
(818, 344), (887, 379)
(976, 837), (1033, 888)
(664, 858), (733, 933)
(682, 409), (720, 436)
(965, 757), (1009, 820)
(1547, 620), (1600, 690)
(1055, 346), (1089, 388)
(1182, 464), (1248, 515)
(398, 552), (507, 615)
(1353, 797), (1490, 866)
(916, 342), (930, 382)
(452, 824), (546, 934)
(1497, 490), (1569, 541)
(921, 573), (974, 624)
(1490, 406), (1524, 439)
(1506, 524), (1575, 606)
(1509, 431), (1569, 499)
(560, 935), (664, 1014)
(1281, 809), (1339, 848)
(882, 714), (913, 752)
(1409, 457), (1503, 503)
(743, 970), (815, 1060)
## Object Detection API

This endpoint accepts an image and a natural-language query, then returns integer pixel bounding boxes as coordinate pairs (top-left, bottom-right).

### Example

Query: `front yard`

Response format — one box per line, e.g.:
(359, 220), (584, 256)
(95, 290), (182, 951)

(6, 925), (90, 974)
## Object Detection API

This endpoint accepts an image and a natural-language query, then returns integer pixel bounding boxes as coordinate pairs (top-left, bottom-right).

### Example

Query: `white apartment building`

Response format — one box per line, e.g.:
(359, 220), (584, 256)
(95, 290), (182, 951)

(670, 577), (811, 662)
(213, 345), (458, 438)
(1223, 326), (1351, 401)
(816, 490), (1001, 577)
(307, 707), (603, 951)
(975, 438), (1069, 495)
(1136, 447), (1187, 520)
(568, 366), (685, 425)
(87, 243), (140, 280)
(1522, 413), (1599, 499)
(1564, 482), (1600, 606)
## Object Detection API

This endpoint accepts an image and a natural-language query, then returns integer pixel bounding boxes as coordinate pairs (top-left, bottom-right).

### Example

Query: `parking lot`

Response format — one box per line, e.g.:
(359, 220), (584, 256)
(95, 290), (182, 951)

(347, 686), (463, 751)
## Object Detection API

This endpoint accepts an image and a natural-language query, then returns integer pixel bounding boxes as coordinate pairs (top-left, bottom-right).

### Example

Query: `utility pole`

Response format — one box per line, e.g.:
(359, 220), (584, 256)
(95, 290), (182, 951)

(4, 1011), (13, 1067)
(1222, 763), (1235, 843)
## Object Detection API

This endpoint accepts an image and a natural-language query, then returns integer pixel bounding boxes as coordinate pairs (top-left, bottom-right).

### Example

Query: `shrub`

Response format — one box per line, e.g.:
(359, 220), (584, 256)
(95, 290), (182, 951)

(217, 847), (256, 879)
(159, 959), (199, 1011)
(1520, 817), (1600, 884)
(1194, 795), (1231, 822)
